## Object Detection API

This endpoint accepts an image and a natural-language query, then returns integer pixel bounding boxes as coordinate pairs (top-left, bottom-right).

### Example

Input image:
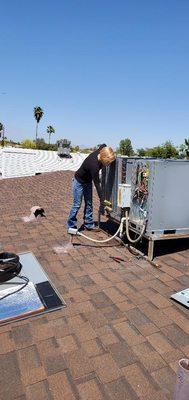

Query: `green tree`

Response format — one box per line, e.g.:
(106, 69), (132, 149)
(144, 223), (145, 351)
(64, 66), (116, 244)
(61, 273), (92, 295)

(136, 148), (146, 157)
(117, 138), (134, 156)
(74, 145), (80, 152)
(34, 106), (44, 142)
(71, 145), (80, 152)
(146, 146), (164, 158)
(47, 125), (55, 144)
(184, 138), (189, 158)
(162, 140), (178, 158)
(22, 139), (36, 149)
(144, 141), (178, 159)
(178, 144), (185, 159)
(36, 138), (49, 150)
(80, 148), (91, 154)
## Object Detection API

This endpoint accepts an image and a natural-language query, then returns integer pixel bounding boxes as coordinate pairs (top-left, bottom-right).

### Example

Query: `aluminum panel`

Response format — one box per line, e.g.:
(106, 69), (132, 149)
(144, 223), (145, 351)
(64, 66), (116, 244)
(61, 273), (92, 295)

(147, 160), (189, 234)
(129, 159), (189, 237)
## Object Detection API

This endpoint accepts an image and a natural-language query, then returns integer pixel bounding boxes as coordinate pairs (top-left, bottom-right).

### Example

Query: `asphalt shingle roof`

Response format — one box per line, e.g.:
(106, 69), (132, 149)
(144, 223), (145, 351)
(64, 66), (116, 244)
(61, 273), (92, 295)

(0, 171), (189, 400)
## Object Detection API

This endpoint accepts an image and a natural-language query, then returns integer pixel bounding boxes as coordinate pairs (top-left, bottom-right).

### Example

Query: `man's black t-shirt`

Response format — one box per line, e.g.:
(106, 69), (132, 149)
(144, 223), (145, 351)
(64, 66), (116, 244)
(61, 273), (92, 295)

(75, 144), (106, 200)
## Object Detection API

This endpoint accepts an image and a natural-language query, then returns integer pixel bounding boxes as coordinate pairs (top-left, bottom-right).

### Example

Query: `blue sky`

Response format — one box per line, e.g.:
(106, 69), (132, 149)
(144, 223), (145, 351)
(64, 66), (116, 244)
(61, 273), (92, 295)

(1, 0), (189, 149)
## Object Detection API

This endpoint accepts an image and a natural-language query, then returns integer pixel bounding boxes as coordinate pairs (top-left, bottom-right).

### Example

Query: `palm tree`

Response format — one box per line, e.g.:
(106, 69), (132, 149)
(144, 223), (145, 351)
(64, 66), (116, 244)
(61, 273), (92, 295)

(0, 122), (3, 135)
(34, 106), (44, 142)
(0, 122), (5, 147)
(47, 125), (55, 145)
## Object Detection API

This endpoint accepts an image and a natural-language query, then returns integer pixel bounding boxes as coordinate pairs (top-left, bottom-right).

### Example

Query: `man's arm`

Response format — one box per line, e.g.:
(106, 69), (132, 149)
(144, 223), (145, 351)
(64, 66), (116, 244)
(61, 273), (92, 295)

(92, 172), (102, 201)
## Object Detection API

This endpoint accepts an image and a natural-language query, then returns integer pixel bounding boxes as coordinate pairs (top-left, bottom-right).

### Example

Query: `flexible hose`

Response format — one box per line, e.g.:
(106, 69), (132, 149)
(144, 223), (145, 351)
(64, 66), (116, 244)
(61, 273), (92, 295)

(77, 225), (121, 243)
(125, 209), (146, 243)
(74, 209), (146, 245)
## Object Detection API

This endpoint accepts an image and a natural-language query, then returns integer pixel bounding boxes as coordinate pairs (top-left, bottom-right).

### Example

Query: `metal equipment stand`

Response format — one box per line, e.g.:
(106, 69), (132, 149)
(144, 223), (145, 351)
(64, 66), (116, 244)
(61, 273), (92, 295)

(148, 239), (155, 261)
(141, 232), (189, 261)
(97, 211), (189, 262)
(122, 226), (189, 262)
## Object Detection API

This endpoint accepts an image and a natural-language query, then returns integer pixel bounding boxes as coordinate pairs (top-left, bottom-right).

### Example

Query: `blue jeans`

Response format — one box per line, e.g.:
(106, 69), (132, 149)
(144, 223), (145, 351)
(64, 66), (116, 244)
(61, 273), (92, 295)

(67, 178), (94, 229)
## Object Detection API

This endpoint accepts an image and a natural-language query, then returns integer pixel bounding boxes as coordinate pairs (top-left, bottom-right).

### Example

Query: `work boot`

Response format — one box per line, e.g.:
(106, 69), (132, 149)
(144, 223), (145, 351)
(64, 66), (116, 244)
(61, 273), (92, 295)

(83, 224), (100, 232)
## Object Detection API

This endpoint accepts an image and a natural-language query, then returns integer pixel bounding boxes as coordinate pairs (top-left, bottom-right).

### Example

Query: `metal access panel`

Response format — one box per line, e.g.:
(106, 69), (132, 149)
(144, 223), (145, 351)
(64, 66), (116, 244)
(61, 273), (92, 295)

(101, 156), (135, 220)
(129, 159), (189, 237)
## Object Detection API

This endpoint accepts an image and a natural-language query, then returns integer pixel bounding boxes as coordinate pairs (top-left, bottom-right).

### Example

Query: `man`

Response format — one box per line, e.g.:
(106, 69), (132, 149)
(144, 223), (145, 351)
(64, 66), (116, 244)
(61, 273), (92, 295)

(67, 144), (116, 231)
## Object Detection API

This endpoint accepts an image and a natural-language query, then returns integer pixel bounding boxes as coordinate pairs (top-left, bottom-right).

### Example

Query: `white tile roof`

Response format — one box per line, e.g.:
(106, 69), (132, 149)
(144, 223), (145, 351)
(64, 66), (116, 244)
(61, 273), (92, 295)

(0, 148), (88, 178)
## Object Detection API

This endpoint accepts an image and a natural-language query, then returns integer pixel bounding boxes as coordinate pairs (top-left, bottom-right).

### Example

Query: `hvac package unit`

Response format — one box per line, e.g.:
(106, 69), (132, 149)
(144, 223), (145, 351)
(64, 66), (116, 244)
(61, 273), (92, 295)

(102, 157), (189, 259)
(102, 156), (134, 220)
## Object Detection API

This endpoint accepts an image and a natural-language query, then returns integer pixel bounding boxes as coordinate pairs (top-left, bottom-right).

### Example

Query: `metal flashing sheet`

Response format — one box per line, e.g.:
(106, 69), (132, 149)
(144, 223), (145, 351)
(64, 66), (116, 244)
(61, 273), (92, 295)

(0, 282), (45, 323)
(0, 252), (66, 325)
(171, 288), (189, 308)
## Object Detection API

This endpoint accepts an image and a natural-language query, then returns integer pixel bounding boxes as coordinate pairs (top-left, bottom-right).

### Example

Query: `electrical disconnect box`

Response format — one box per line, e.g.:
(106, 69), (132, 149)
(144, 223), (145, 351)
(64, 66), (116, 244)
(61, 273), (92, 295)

(117, 184), (131, 208)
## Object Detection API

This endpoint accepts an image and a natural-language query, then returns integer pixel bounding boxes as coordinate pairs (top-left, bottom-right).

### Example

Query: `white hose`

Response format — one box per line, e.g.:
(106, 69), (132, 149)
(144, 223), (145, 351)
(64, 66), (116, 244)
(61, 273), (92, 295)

(77, 224), (121, 243)
(74, 209), (146, 244)
(125, 209), (146, 243)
